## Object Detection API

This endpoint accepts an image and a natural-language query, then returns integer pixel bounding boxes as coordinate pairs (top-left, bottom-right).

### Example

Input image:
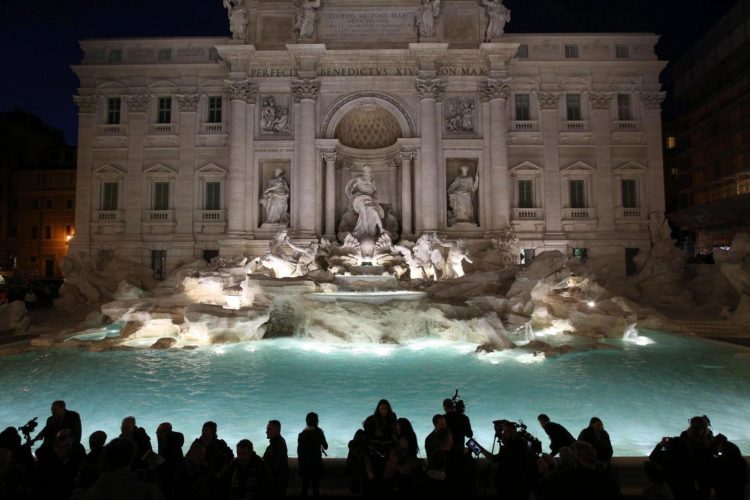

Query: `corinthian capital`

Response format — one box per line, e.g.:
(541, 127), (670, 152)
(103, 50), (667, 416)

(73, 95), (98, 114)
(125, 94), (150, 113)
(415, 78), (445, 101)
(291, 78), (321, 102)
(176, 94), (200, 112)
(399, 151), (417, 162)
(588, 92), (613, 110)
(640, 91), (666, 111)
(225, 80), (258, 103)
(479, 78), (511, 102)
(321, 152), (337, 164)
(536, 91), (561, 110)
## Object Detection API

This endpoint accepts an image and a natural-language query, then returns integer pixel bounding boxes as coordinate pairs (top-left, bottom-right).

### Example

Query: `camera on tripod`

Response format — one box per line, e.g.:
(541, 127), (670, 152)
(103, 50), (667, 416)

(492, 419), (543, 456)
(449, 389), (466, 414)
(18, 417), (39, 444)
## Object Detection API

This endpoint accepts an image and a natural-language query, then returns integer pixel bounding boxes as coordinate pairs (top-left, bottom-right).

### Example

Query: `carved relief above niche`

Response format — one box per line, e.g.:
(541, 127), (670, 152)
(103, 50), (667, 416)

(444, 97), (477, 136)
(259, 96), (292, 137)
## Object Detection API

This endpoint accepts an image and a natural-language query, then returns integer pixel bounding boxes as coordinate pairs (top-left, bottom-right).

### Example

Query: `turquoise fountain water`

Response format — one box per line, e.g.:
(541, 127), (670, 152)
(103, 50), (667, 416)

(1, 330), (748, 457)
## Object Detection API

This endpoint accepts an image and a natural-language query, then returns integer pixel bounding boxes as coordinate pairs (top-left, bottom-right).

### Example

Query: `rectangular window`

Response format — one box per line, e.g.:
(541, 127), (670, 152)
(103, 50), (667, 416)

(151, 250), (167, 281)
(515, 94), (531, 121)
(617, 94), (632, 120)
(573, 248), (588, 260)
(157, 97), (172, 124)
(66, 199), (74, 209)
(107, 97), (121, 124)
(108, 49), (122, 63)
(45, 200), (53, 210)
(564, 44), (579, 58)
(45, 225), (52, 239)
(569, 179), (586, 208)
(153, 182), (170, 210)
(517, 44), (529, 58)
(30, 256), (37, 264)
(9, 225), (18, 237)
(31, 226), (39, 239)
(101, 182), (119, 210)
(566, 94), (582, 121)
(203, 250), (219, 262)
(158, 48), (172, 61)
(625, 248), (639, 276)
(208, 96), (223, 123)
(615, 44), (630, 58)
(205, 182), (221, 210)
(666, 136), (677, 149)
(32, 200), (39, 210)
(65, 224), (72, 236)
(518, 180), (534, 208)
(621, 179), (637, 208)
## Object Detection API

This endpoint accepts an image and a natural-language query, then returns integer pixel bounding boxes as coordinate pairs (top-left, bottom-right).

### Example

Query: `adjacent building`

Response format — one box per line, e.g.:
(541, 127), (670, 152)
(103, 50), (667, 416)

(665, 0), (750, 255)
(71, 0), (666, 278)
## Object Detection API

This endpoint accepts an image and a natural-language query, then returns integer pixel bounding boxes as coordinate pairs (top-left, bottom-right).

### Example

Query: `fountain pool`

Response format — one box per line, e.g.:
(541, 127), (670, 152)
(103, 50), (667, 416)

(1, 330), (748, 457)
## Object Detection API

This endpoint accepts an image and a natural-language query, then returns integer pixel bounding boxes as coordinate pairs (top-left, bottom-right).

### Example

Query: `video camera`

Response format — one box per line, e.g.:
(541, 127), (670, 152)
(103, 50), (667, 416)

(18, 417), (39, 445)
(492, 419), (543, 456)
(450, 389), (466, 414)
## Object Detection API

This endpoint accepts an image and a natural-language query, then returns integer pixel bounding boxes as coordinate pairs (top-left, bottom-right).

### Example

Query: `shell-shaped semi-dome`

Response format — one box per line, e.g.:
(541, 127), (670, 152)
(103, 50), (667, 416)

(335, 104), (401, 150)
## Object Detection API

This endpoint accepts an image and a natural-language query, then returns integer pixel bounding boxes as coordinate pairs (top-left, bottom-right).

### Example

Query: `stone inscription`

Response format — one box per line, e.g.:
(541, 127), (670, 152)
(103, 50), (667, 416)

(247, 66), (488, 78)
(319, 10), (415, 39)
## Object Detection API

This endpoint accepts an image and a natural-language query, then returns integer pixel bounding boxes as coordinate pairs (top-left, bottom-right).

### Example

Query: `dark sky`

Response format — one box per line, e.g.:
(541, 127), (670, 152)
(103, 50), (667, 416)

(0, 0), (739, 145)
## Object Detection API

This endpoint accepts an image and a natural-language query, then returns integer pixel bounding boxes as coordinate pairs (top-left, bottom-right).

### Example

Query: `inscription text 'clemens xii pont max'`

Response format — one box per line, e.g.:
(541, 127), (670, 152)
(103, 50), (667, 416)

(319, 10), (415, 38)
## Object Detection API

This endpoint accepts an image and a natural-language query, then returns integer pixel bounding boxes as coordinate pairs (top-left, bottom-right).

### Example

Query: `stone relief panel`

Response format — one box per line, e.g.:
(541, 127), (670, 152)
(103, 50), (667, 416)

(445, 158), (480, 227)
(259, 159), (292, 227)
(259, 96), (292, 136)
(445, 97), (476, 135)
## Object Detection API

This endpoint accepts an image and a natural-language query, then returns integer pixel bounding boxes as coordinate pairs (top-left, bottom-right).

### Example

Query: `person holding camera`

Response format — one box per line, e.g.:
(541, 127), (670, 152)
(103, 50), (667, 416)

(297, 412), (328, 499)
(474, 420), (531, 500)
(443, 396), (473, 452)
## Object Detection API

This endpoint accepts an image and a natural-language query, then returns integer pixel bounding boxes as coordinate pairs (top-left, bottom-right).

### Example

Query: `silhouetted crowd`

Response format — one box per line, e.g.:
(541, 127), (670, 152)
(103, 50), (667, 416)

(0, 399), (747, 500)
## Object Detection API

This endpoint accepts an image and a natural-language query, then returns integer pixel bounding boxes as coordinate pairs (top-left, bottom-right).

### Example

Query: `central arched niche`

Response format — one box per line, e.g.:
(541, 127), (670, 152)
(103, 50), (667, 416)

(334, 104), (401, 150)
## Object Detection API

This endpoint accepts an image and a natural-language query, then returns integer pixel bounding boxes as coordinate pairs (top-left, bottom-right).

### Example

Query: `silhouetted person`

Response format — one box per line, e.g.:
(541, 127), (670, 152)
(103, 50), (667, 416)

(76, 430), (108, 491)
(680, 415), (713, 500)
(649, 435), (691, 500)
(222, 439), (270, 500)
(443, 398), (473, 452)
(538, 414), (574, 457)
(119, 416), (152, 469)
(578, 417), (613, 466)
(195, 421), (233, 465)
(36, 400), (82, 450)
(38, 429), (85, 500)
(263, 420), (289, 499)
(712, 434), (747, 500)
(172, 440), (211, 500)
(155, 422), (184, 496)
(0, 426), (36, 472)
(425, 414), (447, 467)
(477, 420), (529, 500)
(83, 437), (164, 500)
(0, 447), (33, 500)
(641, 461), (674, 500)
(363, 399), (397, 456)
(559, 441), (622, 500)
(297, 412), (328, 499)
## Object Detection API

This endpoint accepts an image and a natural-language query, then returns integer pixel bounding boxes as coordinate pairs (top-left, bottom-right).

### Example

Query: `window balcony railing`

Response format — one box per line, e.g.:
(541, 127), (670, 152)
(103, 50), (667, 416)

(145, 210), (174, 222)
(564, 120), (588, 131)
(96, 210), (123, 222)
(616, 207), (644, 219)
(562, 207), (597, 220)
(199, 123), (225, 135)
(97, 124), (127, 136)
(511, 121), (538, 132)
(151, 123), (176, 134)
(613, 120), (640, 131)
(197, 210), (225, 222)
(512, 208), (544, 220)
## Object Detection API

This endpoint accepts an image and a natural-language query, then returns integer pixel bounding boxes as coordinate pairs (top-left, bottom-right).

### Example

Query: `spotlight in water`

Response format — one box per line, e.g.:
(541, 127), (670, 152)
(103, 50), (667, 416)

(587, 301), (596, 308)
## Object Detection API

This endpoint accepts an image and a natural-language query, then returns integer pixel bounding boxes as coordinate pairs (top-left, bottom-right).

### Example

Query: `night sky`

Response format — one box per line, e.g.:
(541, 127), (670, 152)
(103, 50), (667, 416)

(0, 0), (739, 145)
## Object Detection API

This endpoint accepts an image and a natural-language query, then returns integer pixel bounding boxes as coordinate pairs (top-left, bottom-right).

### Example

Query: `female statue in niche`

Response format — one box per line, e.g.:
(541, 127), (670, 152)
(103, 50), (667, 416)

(447, 165), (479, 225)
(345, 165), (384, 241)
(260, 168), (290, 225)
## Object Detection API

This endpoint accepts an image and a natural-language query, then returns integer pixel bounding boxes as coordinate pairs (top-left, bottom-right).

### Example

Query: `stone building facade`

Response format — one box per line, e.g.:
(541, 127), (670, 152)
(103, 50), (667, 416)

(71, 0), (666, 277)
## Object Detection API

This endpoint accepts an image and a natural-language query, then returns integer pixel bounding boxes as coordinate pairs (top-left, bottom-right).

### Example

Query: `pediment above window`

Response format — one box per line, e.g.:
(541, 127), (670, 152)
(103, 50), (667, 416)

(93, 164), (125, 176)
(144, 163), (178, 176)
(561, 161), (594, 173)
(196, 163), (227, 175)
(614, 161), (647, 173)
(510, 161), (543, 173)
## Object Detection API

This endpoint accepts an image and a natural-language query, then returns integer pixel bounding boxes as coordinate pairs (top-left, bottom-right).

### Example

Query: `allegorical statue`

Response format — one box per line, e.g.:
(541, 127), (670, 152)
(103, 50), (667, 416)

(481, 0), (511, 42)
(223, 0), (248, 41)
(260, 168), (290, 225)
(447, 165), (479, 225)
(345, 165), (384, 241)
(434, 237), (473, 279)
(294, 0), (321, 41)
(414, 0), (441, 41)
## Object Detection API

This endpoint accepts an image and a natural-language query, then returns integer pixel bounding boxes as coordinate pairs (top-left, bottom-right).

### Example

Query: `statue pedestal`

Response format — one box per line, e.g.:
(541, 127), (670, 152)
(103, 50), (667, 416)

(261, 223), (289, 230)
(448, 222), (479, 229)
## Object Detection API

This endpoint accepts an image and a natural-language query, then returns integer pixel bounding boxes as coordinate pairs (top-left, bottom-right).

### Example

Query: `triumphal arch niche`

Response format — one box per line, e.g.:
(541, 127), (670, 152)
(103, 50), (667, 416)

(73, 0), (666, 274)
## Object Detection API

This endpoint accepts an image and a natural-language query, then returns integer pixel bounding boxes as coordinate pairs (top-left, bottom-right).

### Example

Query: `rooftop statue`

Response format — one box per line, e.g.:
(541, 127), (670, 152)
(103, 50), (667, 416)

(294, 0), (321, 42)
(414, 0), (441, 41)
(481, 0), (511, 42)
(223, 0), (248, 41)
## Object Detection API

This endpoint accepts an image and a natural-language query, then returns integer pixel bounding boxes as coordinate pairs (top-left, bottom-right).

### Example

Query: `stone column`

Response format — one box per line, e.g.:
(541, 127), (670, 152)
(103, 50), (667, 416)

(589, 92), (615, 231)
(322, 151), (337, 239)
(71, 95), (98, 253)
(415, 78), (445, 233)
(225, 80), (257, 238)
(537, 91), (563, 235)
(291, 78), (321, 238)
(340, 162), (351, 221)
(641, 92), (667, 215)
(124, 94), (149, 238)
(175, 94), (199, 236)
(399, 151), (415, 237)
(480, 78), (511, 231)
(388, 159), (399, 220)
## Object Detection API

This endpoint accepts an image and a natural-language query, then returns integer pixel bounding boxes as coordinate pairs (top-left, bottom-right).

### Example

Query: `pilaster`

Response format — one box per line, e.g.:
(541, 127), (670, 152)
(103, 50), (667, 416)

(590, 92), (615, 231)
(399, 151), (415, 237)
(71, 95), (97, 253)
(641, 91), (666, 215)
(291, 78), (321, 237)
(124, 94), (148, 238)
(415, 77), (444, 233)
(175, 94), (199, 235)
(322, 151), (337, 239)
(480, 78), (512, 232)
(537, 91), (563, 235)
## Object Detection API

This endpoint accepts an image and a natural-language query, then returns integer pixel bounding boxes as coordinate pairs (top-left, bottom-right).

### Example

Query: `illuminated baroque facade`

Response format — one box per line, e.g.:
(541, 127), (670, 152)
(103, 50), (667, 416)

(71, 0), (666, 277)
